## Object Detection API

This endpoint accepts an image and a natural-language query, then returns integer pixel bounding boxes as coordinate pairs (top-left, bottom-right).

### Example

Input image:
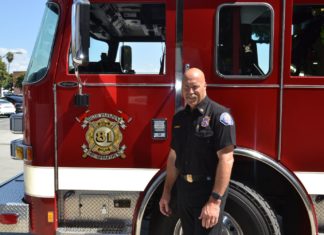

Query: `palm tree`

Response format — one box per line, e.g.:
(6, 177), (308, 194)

(6, 52), (14, 74)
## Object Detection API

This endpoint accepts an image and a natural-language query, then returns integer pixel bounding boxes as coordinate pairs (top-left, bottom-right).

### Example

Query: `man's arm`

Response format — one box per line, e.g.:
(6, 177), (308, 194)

(212, 145), (235, 196)
(159, 148), (179, 216)
(199, 145), (235, 228)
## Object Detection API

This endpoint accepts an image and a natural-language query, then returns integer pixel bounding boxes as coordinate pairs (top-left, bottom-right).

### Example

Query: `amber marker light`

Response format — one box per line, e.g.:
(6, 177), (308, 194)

(47, 211), (54, 223)
(26, 146), (33, 161)
(15, 146), (24, 160)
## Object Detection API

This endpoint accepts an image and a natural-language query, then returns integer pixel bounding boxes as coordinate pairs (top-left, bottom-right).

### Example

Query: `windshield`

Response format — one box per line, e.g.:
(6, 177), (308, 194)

(24, 3), (59, 83)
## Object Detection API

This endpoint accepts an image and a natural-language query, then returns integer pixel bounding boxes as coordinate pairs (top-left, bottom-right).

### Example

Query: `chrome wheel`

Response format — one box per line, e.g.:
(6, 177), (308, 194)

(221, 212), (244, 235)
(173, 219), (183, 235)
(148, 181), (280, 235)
(171, 213), (242, 235)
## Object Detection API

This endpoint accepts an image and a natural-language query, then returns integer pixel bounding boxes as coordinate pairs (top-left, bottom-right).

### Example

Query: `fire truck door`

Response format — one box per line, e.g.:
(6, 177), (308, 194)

(54, 0), (176, 188)
(181, 0), (282, 156)
(281, 3), (324, 174)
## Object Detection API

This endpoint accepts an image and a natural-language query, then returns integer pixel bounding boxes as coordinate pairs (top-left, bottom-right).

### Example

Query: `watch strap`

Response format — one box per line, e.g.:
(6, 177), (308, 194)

(211, 191), (222, 201)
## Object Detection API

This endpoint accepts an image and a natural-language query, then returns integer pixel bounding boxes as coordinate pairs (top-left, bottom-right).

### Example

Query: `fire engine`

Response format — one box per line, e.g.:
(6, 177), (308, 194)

(1, 0), (324, 234)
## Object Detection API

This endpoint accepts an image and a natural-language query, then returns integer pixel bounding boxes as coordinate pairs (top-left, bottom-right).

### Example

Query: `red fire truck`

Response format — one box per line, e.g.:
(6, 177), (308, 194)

(1, 0), (324, 234)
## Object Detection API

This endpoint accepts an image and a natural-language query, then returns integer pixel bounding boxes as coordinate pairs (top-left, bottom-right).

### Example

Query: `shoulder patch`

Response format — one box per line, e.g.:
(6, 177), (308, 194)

(220, 112), (234, 126)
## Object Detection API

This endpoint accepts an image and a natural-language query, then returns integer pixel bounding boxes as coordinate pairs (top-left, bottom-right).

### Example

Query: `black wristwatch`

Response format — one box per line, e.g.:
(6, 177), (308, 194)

(211, 192), (222, 201)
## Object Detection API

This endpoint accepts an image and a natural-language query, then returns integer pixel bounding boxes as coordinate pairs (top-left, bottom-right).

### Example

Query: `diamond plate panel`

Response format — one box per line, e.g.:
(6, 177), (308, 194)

(0, 203), (29, 233)
(58, 190), (139, 233)
(312, 196), (324, 231)
(0, 174), (29, 233)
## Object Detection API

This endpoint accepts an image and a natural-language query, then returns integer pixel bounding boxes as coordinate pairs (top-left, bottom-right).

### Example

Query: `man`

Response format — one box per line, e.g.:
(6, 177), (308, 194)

(159, 68), (236, 235)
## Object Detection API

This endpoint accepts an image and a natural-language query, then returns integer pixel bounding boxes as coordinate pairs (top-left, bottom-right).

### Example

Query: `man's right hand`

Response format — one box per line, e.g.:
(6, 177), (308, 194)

(159, 149), (178, 217)
(159, 192), (172, 216)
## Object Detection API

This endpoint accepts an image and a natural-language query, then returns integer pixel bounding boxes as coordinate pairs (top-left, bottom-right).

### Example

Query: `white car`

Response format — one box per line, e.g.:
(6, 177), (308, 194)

(0, 98), (16, 117)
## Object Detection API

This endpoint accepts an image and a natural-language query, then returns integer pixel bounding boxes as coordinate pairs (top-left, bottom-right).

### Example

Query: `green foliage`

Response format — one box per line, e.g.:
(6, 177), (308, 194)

(15, 74), (25, 89)
(0, 59), (6, 70)
(6, 52), (14, 63)
(0, 59), (11, 88)
(2, 76), (13, 90)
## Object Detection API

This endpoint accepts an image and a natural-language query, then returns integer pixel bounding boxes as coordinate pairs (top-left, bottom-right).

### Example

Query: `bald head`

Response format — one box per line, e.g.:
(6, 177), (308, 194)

(184, 68), (206, 83)
(182, 68), (207, 109)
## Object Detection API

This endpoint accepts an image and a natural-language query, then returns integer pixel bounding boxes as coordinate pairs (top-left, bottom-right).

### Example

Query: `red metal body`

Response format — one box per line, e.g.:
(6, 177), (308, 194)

(15, 0), (324, 234)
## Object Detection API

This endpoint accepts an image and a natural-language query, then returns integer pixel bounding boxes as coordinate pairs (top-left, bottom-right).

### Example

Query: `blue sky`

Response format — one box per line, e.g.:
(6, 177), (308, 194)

(0, 0), (46, 73)
(0, 1), (163, 74)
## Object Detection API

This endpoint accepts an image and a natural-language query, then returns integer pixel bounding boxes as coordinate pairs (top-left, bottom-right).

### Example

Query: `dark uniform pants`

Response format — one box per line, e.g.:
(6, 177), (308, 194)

(176, 177), (228, 235)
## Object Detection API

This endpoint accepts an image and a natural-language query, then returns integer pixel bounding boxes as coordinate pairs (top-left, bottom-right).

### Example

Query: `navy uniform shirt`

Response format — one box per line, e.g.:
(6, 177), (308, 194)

(171, 96), (236, 176)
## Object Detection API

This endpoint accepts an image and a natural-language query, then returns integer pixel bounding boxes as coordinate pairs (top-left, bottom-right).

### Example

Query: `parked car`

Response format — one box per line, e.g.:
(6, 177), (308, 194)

(0, 98), (16, 117)
(2, 94), (23, 113)
(0, 89), (10, 97)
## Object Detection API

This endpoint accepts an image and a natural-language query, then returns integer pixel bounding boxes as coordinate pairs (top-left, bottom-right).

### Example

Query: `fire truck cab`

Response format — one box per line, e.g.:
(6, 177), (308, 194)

(1, 0), (324, 234)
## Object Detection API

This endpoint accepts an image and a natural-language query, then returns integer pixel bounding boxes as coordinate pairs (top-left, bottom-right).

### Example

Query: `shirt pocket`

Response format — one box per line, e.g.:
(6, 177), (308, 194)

(194, 127), (214, 138)
(194, 127), (214, 145)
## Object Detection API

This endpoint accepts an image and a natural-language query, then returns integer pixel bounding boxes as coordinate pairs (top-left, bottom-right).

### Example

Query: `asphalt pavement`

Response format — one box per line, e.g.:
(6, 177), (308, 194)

(0, 116), (23, 184)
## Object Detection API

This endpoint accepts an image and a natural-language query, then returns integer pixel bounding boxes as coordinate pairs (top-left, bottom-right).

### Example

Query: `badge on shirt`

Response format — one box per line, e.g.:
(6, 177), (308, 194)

(201, 116), (211, 127)
(220, 112), (234, 126)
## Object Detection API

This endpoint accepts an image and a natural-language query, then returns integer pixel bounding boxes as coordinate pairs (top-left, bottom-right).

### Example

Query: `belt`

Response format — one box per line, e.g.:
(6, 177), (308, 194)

(180, 174), (212, 183)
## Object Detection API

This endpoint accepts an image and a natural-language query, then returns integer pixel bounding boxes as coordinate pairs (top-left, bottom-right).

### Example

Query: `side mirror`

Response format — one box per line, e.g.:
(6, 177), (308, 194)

(120, 45), (133, 73)
(71, 0), (90, 66)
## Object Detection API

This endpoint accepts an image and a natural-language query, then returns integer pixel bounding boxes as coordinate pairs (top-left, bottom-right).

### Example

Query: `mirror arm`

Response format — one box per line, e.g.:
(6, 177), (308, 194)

(74, 66), (83, 95)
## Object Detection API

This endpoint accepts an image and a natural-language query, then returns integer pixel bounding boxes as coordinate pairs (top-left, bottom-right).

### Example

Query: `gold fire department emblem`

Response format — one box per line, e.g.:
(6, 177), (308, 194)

(79, 112), (131, 160)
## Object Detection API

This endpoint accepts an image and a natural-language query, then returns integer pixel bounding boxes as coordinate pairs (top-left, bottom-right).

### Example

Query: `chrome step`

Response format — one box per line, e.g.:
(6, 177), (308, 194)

(56, 226), (131, 235)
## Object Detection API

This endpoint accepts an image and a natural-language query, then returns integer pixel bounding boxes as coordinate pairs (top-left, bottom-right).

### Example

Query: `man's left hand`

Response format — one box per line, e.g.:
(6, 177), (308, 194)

(198, 200), (221, 229)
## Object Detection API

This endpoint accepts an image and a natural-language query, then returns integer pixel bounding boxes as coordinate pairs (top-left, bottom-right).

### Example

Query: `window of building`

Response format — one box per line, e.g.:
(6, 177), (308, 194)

(291, 5), (324, 76)
(69, 3), (166, 75)
(216, 4), (273, 78)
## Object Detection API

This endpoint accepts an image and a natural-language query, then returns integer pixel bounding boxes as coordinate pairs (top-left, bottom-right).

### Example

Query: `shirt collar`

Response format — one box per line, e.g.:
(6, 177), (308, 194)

(184, 96), (209, 115)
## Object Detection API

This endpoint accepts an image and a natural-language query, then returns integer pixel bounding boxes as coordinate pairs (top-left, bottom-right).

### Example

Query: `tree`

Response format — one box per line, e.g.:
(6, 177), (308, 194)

(6, 52), (14, 74)
(2, 75), (13, 90)
(15, 74), (25, 89)
(0, 59), (11, 89)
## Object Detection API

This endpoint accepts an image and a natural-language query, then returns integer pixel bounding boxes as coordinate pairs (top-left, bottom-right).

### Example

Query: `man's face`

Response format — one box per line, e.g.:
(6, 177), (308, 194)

(182, 71), (206, 109)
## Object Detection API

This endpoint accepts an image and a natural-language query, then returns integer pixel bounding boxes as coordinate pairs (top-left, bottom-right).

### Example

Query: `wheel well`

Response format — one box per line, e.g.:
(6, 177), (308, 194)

(137, 149), (315, 235)
(232, 154), (312, 235)
(138, 175), (165, 235)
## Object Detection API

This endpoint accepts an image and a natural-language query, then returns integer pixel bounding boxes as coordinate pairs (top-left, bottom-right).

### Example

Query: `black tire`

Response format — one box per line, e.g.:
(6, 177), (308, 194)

(148, 180), (281, 235)
(224, 180), (281, 235)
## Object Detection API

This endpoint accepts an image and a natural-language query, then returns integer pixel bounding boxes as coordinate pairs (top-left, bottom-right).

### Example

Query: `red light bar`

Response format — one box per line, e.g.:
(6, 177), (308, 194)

(0, 213), (18, 224)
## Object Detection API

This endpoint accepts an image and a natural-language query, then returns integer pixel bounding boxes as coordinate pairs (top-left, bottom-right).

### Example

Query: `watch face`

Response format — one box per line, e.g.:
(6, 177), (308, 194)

(212, 192), (222, 200)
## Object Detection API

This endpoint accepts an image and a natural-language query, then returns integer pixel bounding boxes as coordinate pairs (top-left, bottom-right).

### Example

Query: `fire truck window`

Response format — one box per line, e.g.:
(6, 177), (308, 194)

(116, 42), (165, 74)
(25, 3), (59, 83)
(291, 5), (324, 76)
(68, 38), (109, 71)
(216, 4), (272, 78)
(69, 3), (166, 75)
